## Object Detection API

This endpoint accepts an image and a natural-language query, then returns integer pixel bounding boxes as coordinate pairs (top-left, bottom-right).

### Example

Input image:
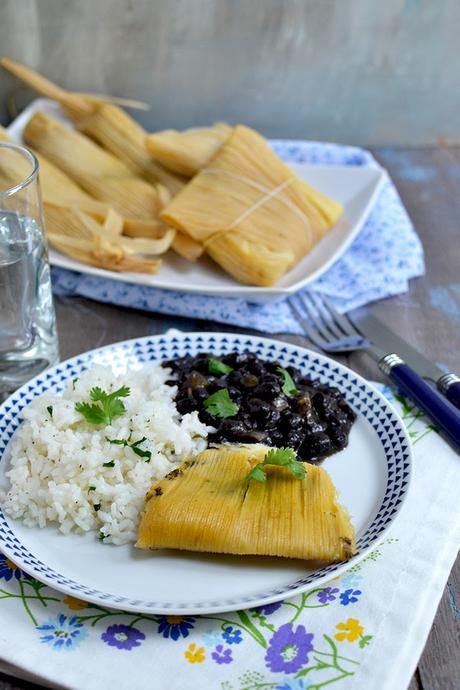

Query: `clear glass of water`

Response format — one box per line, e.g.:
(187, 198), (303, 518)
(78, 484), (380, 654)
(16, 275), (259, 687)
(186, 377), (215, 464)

(0, 142), (59, 398)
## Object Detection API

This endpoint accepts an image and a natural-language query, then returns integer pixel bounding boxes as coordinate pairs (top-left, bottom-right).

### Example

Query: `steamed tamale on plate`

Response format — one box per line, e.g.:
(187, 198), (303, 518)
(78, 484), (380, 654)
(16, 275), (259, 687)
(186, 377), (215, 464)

(137, 445), (355, 562)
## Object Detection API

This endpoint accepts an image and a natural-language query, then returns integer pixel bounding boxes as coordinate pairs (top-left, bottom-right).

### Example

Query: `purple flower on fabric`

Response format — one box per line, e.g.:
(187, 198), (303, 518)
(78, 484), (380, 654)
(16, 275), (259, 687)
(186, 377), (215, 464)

(211, 644), (233, 664)
(339, 588), (362, 606)
(254, 601), (283, 615)
(101, 624), (145, 650)
(317, 587), (339, 604)
(36, 614), (87, 651)
(265, 623), (314, 674)
(0, 553), (31, 581)
(222, 626), (243, 644)
(157, 615), (195, 640)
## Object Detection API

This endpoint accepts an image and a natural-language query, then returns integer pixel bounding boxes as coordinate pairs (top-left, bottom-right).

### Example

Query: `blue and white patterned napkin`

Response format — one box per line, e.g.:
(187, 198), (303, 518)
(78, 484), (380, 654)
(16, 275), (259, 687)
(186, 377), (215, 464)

(51, 141), (425, 334)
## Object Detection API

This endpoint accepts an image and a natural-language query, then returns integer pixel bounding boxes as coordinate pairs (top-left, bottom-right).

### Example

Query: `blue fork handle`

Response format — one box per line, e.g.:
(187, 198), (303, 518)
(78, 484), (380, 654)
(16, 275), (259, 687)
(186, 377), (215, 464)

(380, 356), (460, 451)
(437, 376), (460, 411)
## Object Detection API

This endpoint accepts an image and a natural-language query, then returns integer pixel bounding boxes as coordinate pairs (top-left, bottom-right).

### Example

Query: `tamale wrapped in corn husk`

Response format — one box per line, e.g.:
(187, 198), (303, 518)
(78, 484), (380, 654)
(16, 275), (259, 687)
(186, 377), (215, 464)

(0, 126), (108, 216)
(77, 103), (186, 194)
(146, 123), (232, 177)
(161, 125), (343, 286)
(136, 445), (355, 562)
(24, 111), (167, 220)
(0, 58), (185, 195)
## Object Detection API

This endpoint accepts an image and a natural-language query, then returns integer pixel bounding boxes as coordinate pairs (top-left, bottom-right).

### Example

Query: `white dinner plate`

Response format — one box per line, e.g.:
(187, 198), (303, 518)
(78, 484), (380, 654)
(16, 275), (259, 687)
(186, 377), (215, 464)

(7, 99), (386, 303)
(0, 333), (411, 615)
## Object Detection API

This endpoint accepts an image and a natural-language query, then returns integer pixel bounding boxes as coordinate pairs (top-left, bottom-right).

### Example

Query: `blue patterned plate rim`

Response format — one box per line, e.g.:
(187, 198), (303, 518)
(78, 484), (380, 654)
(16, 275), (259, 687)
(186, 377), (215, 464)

(0, 332), (412, 615)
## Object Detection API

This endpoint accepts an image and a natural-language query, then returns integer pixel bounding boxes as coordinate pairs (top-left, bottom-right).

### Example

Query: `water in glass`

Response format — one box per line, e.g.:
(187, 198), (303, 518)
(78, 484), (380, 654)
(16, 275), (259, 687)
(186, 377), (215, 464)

(0, 144), (58, 397)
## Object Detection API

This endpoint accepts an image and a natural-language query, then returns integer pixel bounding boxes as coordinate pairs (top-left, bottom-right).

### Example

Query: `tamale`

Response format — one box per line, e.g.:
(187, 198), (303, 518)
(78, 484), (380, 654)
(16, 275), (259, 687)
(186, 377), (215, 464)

(146, 123), (232, 177)
(0, 125), (108, 216)
(161, 125), (343, 286)
(0, 57), (185, 195)
(76, 103), (186, 194)
(24, 111), (166, 220)
(136, 445), (355, 562)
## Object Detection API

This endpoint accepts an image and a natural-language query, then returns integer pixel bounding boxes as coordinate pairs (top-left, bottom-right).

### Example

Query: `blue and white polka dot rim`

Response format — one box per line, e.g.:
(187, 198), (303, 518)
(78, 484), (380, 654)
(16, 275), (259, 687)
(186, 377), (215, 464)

(0, 333), (411, 614)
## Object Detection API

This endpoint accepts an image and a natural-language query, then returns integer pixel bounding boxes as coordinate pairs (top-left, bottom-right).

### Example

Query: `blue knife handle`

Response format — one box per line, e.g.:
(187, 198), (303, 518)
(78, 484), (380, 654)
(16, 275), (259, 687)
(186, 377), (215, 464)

(437, 375), (460, 411)
(380, 356), (460, 451)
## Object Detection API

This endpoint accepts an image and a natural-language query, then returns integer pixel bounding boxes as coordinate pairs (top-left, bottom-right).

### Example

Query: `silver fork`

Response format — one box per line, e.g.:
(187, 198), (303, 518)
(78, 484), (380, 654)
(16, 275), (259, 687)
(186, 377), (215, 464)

(287, 292), (460, 451)
(288, 293), (379, 355)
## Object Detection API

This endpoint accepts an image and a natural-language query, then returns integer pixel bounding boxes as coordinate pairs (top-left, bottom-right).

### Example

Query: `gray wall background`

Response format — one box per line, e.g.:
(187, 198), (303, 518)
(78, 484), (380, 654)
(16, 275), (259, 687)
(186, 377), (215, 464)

(0, 0), (458, 145)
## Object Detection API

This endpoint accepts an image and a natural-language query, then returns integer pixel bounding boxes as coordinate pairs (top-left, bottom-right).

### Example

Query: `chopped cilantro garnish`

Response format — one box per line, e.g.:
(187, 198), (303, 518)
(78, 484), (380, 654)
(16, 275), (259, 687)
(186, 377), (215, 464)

(75, 385), (130, 426)
(93, 503), (101, 512)
(246, 447), (306, 483)
(106, 436), (151, 462)
(276, 367), (298, 396)
(46, 405), (53, 418)
(208, 358), (234, 375)
(102, 460), (115, 468)
(204, 388), (239, 418)
(88, 486), (96, 492)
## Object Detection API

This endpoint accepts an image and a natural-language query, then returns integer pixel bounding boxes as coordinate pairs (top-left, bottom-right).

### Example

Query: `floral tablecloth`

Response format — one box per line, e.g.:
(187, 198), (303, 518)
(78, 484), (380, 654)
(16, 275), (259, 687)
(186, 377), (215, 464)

(0, 387), (458, 690)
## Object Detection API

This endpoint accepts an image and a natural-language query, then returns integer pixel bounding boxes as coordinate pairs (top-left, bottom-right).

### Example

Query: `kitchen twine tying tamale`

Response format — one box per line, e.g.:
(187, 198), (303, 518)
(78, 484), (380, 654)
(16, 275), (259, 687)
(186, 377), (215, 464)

(198, 169), (313, 246)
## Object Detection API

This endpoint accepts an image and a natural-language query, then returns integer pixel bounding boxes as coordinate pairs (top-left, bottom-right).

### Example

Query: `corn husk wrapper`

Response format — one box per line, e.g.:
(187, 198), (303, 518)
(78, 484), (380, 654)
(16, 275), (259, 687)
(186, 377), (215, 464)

(1, 126), (110, 218)
(77, 104), (186, 194)
(0, 58), (185, 196)
(161, 125), (343, 286)
(137, 445), (355, 562)
(146, 123), (232, 177)
(169, 232), (204, 261)
(45, 203), (173, 273)
(23, 111), (169, 222)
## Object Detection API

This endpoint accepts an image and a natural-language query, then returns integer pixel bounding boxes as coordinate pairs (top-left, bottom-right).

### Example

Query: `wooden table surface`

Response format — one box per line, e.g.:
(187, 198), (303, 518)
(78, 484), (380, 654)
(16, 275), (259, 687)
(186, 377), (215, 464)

(0, 146), (459, 690)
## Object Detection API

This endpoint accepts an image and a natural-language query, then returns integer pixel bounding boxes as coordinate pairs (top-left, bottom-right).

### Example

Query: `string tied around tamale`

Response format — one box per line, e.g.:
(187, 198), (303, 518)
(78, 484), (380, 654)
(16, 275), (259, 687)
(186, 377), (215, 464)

(199, 168), (313, 244)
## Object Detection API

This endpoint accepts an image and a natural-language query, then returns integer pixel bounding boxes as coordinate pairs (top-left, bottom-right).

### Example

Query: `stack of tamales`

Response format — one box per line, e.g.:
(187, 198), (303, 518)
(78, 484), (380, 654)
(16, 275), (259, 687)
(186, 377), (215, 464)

(1, 58), (344, 286)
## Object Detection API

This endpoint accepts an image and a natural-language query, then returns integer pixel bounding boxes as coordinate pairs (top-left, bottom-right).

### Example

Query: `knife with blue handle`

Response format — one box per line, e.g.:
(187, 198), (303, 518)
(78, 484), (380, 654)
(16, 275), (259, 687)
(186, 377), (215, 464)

(377, 353), (460, 450)
(349, 309), (460, 410)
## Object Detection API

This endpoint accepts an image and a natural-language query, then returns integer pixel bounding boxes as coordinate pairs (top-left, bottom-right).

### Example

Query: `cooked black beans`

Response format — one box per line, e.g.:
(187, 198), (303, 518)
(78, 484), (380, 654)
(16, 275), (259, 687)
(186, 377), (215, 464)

(163, 352), (356, 463)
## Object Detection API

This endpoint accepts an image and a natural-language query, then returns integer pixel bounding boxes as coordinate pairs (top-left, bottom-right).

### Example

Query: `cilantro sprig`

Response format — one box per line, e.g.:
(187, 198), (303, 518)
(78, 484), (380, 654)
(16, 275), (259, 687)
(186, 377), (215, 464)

(106, 436), (152, 462)
(204, 388), (239, 418)
(75, 386), (130, 426)
(246, 447), (306, 483)
(208, 358), (234, 375)
(276, 367), (298, 396)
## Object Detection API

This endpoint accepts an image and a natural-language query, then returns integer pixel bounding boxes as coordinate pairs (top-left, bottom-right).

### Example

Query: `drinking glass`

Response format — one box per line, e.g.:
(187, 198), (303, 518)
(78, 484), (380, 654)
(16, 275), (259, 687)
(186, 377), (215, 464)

(0, 142), (59, 398)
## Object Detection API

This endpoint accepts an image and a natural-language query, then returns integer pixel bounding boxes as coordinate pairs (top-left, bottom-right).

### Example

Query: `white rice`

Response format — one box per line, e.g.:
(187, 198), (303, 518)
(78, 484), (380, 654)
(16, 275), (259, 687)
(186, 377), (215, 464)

(0, 364), (211, 545)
